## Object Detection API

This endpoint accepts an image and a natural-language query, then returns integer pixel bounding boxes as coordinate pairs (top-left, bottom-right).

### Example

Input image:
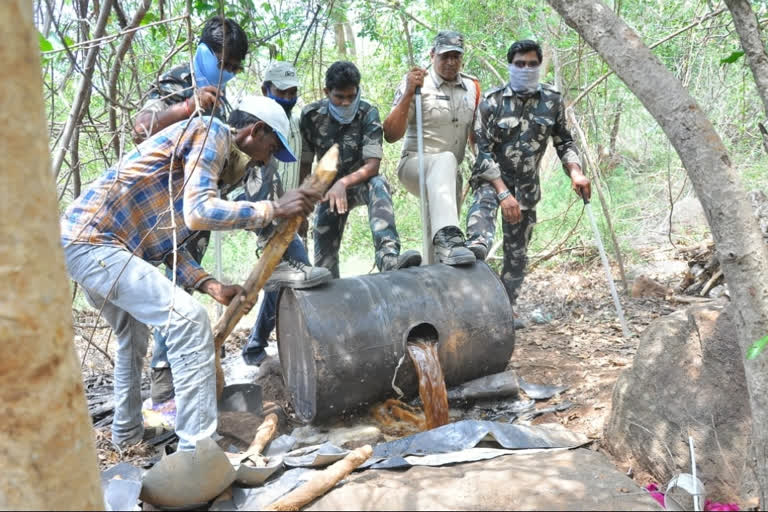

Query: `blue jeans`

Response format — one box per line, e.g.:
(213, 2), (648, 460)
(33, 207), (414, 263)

(242, 233), (310, 360)
(64, 244), (216, 451)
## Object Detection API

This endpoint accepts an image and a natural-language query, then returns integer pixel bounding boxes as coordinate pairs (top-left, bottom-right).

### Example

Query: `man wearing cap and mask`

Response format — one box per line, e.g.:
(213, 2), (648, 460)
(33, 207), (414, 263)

(261, 61), (303, 191)
(300, 60), (421, 277)
(131, 15), (248, 407)
(465, 39), (591, 327)
(383, 30), (480, 266)
(238, 62), (331, 366)
(133, 15), (247, 146)
(61, 96), (318, 451)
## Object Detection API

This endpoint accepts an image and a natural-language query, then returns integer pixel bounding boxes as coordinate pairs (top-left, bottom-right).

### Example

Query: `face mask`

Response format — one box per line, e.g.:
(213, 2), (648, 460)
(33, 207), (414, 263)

(194, 42), (235, 88)
(267, 90), (297, 115)
(328, 87), (361, 125)
(508, 65), (540, 94)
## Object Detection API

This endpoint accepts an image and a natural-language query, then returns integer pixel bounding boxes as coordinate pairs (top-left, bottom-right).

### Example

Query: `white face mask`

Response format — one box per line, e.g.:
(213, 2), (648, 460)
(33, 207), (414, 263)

(328, 87), (362, 125)
(508, 65), (540, 94)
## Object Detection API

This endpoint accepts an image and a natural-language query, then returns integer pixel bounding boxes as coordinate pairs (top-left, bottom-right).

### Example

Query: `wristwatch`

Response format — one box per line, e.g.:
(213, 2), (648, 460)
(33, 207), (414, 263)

(497, 189), (512, 201)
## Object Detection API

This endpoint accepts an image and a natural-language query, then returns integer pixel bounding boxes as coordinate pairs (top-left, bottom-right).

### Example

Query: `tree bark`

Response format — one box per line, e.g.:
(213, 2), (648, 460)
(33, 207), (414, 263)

(546, 0), (768, 505)
(0, 1), (104, 509)
(334, 22), (347, 56)
(724, 0), (768, 119)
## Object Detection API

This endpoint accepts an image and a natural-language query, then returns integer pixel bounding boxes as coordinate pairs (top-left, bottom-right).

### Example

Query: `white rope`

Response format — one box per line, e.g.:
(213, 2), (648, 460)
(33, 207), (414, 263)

(390, 353), (407, 399)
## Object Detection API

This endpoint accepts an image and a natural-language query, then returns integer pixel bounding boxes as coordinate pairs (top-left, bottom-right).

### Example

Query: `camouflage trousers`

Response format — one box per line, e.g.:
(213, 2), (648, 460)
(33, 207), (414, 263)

(466, 182), (537, 304)
(313, 175), (400, 278)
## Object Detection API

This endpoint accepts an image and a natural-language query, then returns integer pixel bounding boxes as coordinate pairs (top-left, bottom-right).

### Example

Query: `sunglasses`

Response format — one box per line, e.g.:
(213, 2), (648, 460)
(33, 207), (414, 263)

(511, 60), (540, 69)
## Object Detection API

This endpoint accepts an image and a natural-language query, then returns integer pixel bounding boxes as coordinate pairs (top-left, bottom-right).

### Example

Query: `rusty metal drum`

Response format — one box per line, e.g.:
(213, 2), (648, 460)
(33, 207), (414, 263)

(276, 262), (515, 422)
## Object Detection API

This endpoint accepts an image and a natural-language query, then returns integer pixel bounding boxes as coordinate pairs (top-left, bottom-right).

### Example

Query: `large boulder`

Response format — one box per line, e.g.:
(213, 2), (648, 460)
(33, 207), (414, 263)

(306, 449), (662, 510)
(604, 304), (754, 502)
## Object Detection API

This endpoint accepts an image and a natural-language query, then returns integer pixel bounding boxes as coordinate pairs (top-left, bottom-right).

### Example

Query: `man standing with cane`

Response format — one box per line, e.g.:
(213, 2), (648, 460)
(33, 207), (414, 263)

(384, 30), (480, 266)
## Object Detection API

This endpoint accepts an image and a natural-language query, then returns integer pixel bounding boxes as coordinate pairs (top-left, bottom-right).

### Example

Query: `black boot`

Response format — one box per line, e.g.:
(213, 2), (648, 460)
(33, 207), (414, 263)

(433, 226), (476, 266)
(381, 250), (422, 272)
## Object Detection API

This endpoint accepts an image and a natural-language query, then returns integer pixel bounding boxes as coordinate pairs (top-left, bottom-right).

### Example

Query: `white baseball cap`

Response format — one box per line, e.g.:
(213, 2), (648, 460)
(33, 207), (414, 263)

(264, 61), (299, 90)
(233, 95), (296, 162)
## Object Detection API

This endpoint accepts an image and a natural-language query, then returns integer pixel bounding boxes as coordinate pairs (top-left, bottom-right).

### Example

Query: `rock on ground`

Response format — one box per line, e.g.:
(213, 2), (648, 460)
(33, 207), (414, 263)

(306, 449), (661, 510)
(290, 424), (383, 449)
(603, 304), (754, 502)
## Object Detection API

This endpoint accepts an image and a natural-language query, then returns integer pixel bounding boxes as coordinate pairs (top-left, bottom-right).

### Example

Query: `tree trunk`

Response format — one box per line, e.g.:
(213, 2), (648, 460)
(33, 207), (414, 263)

(0, 1), (104, 509)
(334, 22), (347, 56)
(546, 0), (768, 505)
(343, 22), (357, 58)
(724, 0), (768, 119)
(331, 2), (352, 57)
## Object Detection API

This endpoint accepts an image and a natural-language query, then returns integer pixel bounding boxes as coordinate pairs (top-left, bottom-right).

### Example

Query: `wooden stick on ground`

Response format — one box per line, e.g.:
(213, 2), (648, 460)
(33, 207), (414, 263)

(241, 413), (278, 462)
(700, 268), (724, 297)
(213, 145), (339, 397)
(263, 445), (373, 511)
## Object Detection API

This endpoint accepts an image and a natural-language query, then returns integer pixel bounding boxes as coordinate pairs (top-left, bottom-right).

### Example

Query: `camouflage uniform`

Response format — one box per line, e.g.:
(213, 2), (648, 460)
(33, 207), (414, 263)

(466, 83), (581, 302)
(139, 63), (231, 264)
(300, 98), (400, 278)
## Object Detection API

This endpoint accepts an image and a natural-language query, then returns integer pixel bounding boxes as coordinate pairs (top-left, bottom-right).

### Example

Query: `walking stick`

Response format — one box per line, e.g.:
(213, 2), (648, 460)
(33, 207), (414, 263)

(415, 88), (434, 264)
(583, 197), (630, 338)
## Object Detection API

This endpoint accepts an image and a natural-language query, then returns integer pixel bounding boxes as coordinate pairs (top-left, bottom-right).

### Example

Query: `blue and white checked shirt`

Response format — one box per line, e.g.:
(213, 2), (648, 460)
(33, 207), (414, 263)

(61, 116), (274, 289)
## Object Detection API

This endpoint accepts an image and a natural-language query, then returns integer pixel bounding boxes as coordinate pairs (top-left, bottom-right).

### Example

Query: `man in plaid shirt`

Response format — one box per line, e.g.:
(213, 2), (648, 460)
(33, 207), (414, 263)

(61, 97), (316, 451)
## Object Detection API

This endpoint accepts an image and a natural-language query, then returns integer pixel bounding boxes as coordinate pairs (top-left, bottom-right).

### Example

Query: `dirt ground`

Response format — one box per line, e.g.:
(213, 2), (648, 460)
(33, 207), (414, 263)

(76, 244), (699, 489)
(509, 254), (681, 487)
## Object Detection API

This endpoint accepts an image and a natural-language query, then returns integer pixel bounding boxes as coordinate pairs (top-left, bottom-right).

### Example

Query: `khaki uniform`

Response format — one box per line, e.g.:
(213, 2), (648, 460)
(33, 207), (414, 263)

(276, 113), (302, 191)
(393, 69), (479, 235)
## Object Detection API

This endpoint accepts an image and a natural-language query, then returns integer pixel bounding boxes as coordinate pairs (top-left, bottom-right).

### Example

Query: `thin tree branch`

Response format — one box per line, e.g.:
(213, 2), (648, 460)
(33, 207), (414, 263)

(108, 0), (151, 158)
(43, 14), (189, 56)
(50, 0), (112, 178)
(568, 7), (727, 108)
(294, 4), (322, 66)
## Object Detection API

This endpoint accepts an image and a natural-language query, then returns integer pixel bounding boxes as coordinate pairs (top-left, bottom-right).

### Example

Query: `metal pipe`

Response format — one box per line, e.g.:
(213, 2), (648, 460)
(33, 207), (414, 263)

(415, 88), (434, 264)
(689, 436), (700, 511)
(584, 199), (630, 338)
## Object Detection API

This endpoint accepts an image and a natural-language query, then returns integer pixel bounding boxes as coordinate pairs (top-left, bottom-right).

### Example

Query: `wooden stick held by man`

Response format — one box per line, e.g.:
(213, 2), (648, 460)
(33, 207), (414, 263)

(213, 145), (339, 396)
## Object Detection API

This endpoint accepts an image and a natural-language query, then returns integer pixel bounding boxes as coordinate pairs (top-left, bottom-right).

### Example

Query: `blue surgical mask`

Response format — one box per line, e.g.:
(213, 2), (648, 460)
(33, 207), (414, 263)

(328, 88), (361, 125)
(508, 65), (540, 94)
(267, 90), (297, 115)
(194, 42), (235, 88)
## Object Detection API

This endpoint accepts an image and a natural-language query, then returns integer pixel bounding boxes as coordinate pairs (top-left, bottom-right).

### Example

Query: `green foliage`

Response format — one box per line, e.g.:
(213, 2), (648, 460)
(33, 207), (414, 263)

(720, 50), (745, 64)
(39, 0), (768, 283)
(38, 32), (53, 52)
(747, 335), (768, 360)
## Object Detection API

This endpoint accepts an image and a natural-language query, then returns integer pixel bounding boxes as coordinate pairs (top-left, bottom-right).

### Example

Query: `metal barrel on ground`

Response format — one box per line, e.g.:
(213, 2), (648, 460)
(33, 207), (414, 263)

(276, 263), (516, 422)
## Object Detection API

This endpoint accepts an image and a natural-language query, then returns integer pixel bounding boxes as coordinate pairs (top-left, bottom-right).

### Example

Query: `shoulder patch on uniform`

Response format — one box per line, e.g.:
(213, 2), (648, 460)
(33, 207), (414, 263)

(302, 101), (322, 115)
(359, 98), (375, 111)
(459, 71), (479, 82)
(484, 84), (506, 99)
(540, 83), (561, 95)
